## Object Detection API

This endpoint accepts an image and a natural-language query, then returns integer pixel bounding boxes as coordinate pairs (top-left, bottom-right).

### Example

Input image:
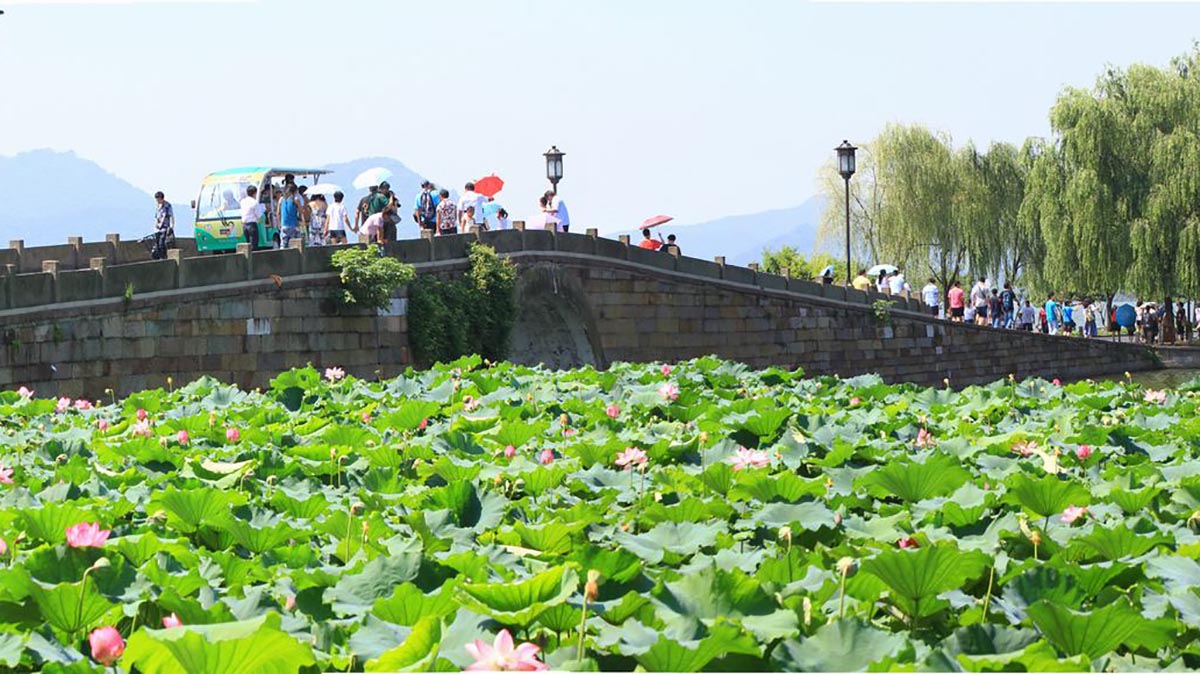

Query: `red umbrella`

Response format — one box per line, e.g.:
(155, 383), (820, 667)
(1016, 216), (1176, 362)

(641, 215), (673, 228)
(475, 175), (504, 198)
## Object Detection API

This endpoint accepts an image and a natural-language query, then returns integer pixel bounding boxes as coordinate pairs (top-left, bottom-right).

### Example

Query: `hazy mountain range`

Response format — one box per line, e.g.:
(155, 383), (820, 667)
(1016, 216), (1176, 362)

(0, 150), (823, 265)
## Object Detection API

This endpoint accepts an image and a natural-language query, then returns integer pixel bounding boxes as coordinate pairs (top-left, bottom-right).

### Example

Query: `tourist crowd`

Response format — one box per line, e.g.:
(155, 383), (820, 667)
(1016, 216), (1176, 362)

(148, 175), (574, 259)
(851, 268), (1199, 344)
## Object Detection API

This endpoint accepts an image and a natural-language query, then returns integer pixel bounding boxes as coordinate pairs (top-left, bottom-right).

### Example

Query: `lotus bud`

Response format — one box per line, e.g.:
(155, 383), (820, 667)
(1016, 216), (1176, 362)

(778, 526), (792, 543)
(833, 512), (843, 526)
(55, 454), (68, 464)
(836, 557), (856, 576)
(699, 431), (709, 444)
(943, 378), (951, 388)
(802, 596), (812, 626)
(654, 491), (663, 502)
(362, 521), (370, 535)
(620, 522), (631, 532)
(350, 502), (365, 515)
(285, 594), (296, 611)
(585, 570), (601, 602)
(1030, 530), (1042, 547)
(494, 475), (504, 486)
(88, 557), (112, 572)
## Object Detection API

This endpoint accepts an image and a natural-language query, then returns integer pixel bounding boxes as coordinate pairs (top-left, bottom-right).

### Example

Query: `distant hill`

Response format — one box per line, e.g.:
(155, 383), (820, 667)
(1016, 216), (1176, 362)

(620, 195), (828, 267)
(0, 149), (193, 246)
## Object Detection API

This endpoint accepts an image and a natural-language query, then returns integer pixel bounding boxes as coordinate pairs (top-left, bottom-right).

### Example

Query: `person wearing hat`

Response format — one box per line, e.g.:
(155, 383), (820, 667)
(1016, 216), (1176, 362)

(413, 180), (440, 234)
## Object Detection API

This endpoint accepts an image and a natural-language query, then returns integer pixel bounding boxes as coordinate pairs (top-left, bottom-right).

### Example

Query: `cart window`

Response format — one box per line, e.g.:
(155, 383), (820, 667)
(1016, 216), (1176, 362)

(198, 181), (254, 220)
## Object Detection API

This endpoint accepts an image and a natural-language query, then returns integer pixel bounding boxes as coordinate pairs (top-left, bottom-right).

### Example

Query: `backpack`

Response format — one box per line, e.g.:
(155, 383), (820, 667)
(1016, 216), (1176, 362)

(418, 191), (436, 224)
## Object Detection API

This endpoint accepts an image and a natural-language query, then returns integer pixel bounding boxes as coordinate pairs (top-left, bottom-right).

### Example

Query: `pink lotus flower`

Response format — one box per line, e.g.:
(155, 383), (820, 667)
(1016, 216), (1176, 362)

(226, 428), (240, 443)
(16, 386), (33, 399)
(66, 522), (111, 548)
(539, 449), (555, 465)
(74, 399), (93, 411)
(658, 382), (679, 402)
(0, 538), (6, 556)
(161, 613), (182, 628)
(55, 397), (70, 414)
(605, 404), (620, 420)
(661, 364), (672, 376)
(504, 445), (516, 459)
(465, 628), (548, 672)
(419, 418), (428, 431)
(1075, 444), (1093, 460)
(1144, 389), (1167, 404)
(324, 367), (345, 383)
(176, 430), (189, 445)
(88, 626), (125, 666)
(1061, 505), (1088, 524)
(463, 396), (480, 412)
(914, 428), (936, 448)
(897, 537), (920, 549)
(615, 447), (649, 471)
(1012, 440), (1037, 457)
(132, 420), (152, 438)
(0, 465), (12, 485)
(136, 408), (148, 422)
(562, 428), (576, 436)
(849, 397), (861, 406)
(284, 594), (297, 612)
(728, 447), (771, 471)
(97, 419), (109, 432)
(1051, 378), (1062, 386)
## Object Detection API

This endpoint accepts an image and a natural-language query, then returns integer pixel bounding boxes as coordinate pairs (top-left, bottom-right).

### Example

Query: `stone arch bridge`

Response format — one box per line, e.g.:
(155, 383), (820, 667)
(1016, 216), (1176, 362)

(0, 230), (1157, 398)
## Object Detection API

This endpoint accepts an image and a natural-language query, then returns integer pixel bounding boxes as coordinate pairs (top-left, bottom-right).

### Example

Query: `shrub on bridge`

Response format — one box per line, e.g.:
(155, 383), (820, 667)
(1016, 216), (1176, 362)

(330, 245), (415, 311)
(408, 244), (517, 365)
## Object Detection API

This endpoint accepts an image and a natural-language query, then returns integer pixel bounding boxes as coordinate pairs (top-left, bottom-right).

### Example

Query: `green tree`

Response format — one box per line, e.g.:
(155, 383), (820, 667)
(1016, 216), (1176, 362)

(760, 247), (850, 281)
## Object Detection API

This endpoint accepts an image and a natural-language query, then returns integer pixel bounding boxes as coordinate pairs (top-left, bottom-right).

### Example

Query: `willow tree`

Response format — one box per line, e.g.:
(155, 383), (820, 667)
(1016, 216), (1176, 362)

(1033, 49), (1200, 315)
(873, 123), (966, 294)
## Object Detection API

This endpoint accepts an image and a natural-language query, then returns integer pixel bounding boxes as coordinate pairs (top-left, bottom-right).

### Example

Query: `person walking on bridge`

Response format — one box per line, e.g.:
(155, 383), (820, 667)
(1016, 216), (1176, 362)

(152, 191), (175, 260)
(921, 279), (939, 318)
(240, 186), (265, 249)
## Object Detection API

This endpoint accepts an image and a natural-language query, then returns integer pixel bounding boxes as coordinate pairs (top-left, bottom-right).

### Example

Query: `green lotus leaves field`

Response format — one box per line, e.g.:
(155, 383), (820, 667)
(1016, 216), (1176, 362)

(0, 357), (1198, 672)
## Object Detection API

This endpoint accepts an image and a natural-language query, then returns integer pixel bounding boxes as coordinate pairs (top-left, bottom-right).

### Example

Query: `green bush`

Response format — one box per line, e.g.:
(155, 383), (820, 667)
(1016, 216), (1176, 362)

(408, 244), (518, 365)
(330, 245), (416, 311)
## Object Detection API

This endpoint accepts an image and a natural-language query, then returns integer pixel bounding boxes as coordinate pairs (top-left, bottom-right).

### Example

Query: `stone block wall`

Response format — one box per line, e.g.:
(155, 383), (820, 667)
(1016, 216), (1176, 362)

(0, 228), (1160, 396)
(0, 277), (409, 398)
(548, 258), (1156, 386)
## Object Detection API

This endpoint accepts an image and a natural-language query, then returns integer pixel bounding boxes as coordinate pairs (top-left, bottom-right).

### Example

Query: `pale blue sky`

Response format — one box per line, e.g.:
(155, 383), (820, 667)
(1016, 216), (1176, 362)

(1, 0), (1199, 232)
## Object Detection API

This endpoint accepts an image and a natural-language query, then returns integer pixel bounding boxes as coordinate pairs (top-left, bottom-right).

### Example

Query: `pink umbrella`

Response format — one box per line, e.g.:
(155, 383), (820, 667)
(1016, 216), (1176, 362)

(641, 215), (673, 229)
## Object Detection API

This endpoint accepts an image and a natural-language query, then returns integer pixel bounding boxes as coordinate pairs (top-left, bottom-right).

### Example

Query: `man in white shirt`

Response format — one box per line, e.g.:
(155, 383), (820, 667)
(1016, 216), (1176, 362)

(888, 271), (908, 297)
(240, 185), (266, 250)
(545, 190), (570, 233)
(458, 182), (487, 227)
(921, 279), (940, 317)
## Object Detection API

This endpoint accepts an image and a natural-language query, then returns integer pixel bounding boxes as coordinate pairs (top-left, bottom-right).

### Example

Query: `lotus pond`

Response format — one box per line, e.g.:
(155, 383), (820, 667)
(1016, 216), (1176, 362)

(1, 357), (1199, 672)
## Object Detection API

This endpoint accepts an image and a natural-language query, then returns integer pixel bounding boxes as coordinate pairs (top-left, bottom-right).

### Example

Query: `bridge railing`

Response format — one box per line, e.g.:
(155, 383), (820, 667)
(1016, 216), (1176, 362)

(0, 229), (928, 316)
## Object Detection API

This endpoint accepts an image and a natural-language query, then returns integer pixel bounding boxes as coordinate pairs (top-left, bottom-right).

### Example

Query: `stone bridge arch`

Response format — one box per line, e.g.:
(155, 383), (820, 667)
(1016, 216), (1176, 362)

(508, 263), (606, 370)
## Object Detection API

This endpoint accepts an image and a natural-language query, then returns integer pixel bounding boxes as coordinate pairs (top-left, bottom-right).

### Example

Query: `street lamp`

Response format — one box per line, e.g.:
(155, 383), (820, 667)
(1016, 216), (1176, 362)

(835, 140), (857, 286)
(544, 146), (564, 195)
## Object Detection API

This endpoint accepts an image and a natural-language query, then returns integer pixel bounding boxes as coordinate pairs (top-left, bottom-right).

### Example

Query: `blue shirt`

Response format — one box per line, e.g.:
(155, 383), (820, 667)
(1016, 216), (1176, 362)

(280, 197), (299, 227)
(1063, 305), (1073, 323)
(1044, 300), (1059, 323)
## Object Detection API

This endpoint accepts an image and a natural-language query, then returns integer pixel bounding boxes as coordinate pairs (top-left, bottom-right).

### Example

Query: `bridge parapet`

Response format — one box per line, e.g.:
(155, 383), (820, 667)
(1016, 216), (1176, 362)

(0, 230), (927, 317)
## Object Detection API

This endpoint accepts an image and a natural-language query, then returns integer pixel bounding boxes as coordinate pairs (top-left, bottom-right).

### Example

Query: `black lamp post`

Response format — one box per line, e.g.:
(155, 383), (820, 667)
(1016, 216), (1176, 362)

(836, 140), (857, 285)
(544, 146), (564, 195)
